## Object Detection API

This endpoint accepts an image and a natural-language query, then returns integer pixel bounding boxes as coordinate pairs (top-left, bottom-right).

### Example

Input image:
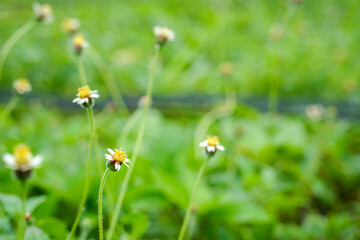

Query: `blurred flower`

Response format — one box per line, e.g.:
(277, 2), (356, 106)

(2, 144), (43, 180)
(268, 23), (284, 41)
(13, 78), (32, 95)
(199, 136), (225, 156)
(73, 85), (99, 108)
(138, 95), (153, 108)
(105, 147), (131, 172)
(153, 26), (175, 46)
(62, 18), (80, 34)
(305, 104), (325, 122)
(73, 34), (89, 54)
(219, 61), (233, 77)
(25, 212), (32, 222)
(342, 77), (357, 93)
(33, 3), (54, 23)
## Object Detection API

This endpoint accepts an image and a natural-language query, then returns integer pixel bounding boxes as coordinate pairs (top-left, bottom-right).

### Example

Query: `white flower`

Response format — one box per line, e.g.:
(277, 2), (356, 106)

(2, 143), (43, 172)
(105, 148), (131, 172)
(72, 85), (99, 108)
(305, 104), (325, 122)
(13, 78), (32, 95)
(153, 26), (175, 45)
(33, 3), (54, 23)
(62, 18), (80, 34)
(199, 136), (225, 154)
(73, 34), (89, 54)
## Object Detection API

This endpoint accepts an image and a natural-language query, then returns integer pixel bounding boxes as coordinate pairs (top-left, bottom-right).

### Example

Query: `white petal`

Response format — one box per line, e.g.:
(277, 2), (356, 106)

(2, 153), (16, 168)
(90, 90), (98, 94)
(115, 162), (121, 171)
(107, 148), (115, 155)
(84, 98), (89, 103)
(105, 154), (113, 160)
(30, 155), (43, 168)
(123, 162), (129, 168)
(80, 98), (86, 104)
(199, 140), (208, 147)
(73, 98), (80, 103)
(91, 94), (99, 98)
(207, 146), (216, 153)
(217, 145), (225, 151)
(125, 158), (131, 163)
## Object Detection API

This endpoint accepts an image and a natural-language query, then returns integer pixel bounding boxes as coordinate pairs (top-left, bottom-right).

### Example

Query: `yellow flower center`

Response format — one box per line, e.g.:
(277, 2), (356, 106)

(206, 136), (219, 146)
(77, 86), (91, 98)
(14, 78), (31, 93)
(73, 34), (86, 46)
(113, 148), (127, 163)
(14, 144), (31, 166)
(41, 4), (52, 15)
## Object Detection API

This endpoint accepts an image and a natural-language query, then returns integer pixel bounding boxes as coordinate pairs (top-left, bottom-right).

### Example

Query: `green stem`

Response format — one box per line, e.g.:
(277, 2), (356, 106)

(87, 47), (129, 115)
(178, 156), (210, 240)
(193, 82), (236, 159)
(116, 108), (142, 147)
(18, 181), (28, 240)
(106, 47), (160, 240)
(66, 108), (95, 240)
(0, 94), (19, 130)
(77, 56), (87, 86)
(0, 19), (37, 86)
(98, 168), (110, 240)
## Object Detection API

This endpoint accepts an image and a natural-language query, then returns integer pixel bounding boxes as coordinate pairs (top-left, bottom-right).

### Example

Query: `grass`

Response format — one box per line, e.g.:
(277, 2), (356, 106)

(0, 0), (360, 239)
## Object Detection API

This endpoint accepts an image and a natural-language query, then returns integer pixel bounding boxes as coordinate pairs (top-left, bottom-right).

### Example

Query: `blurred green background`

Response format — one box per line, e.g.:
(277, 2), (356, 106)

(1, 0), (360, 239)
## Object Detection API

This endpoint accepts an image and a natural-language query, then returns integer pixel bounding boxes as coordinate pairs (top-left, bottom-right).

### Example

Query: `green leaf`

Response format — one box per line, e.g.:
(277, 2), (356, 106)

(0, 194), (21, 216)
(24, 226), (50, 240)
(122, 212), (149, 239)
(26, 196), (47, 214)
(36, 218), (67, 239)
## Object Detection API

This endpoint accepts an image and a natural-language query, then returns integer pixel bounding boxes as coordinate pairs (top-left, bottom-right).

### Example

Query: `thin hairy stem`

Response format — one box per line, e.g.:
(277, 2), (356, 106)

(18, 181), (28, 240)
(0, 20), (37, 85)
(194, 83), (236, 159)
(0, 94), (20, 130)
(106, 48), (160, 240)
(87, 47), (129, 115)
(66, 108), (94, 240)
(76, 56), (87, 86)
(98, 168), (110, 240)
(178, 156), (210, 240)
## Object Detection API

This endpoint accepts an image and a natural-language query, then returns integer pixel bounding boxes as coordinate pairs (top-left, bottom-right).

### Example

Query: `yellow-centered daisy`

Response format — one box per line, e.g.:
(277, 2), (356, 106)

(73, 34), (89, 54)
(153, 26), (175, 45)
(105, 147), (131, 172)
(33, 3), (54, 23)
(199, 136), (225, 155)
(62, 18), (80, 34)
(13, 78), (31, 95)
(73, 85), (99, 108)
(2, 143), (43, 172)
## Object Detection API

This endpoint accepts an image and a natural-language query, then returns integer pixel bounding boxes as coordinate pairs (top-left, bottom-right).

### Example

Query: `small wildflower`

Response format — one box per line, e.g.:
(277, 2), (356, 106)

(199, 136), (225, 156)
(268, 23), (284, 41)
(33, 3), (54, 23)
(13, 78), (31, 95)
(153, 26), (175, 47)
(219, 62), (234, 77)
(305, 104), (325, 122)
(138, 95), (153, 108)
(105, 147), (131, 172)
(62, 18), (80, 34)
(2, 143), (43, 180)
(73, 34), (89, 55)
(26, 212), (32, 222)
(73, 85), (99, 108)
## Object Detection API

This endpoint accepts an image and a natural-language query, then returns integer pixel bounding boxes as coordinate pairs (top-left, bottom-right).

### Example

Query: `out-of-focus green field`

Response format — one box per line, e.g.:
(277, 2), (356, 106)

(1, 0), (360, 239)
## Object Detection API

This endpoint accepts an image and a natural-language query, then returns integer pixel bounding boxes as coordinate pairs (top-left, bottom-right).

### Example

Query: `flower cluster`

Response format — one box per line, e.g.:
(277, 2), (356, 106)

(13, 78), (32, 95)
(73, 85), (99, 108)
(33, 3), (54, 23)
(199, 136), (225, 156)
(105, 148), (131, 172)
